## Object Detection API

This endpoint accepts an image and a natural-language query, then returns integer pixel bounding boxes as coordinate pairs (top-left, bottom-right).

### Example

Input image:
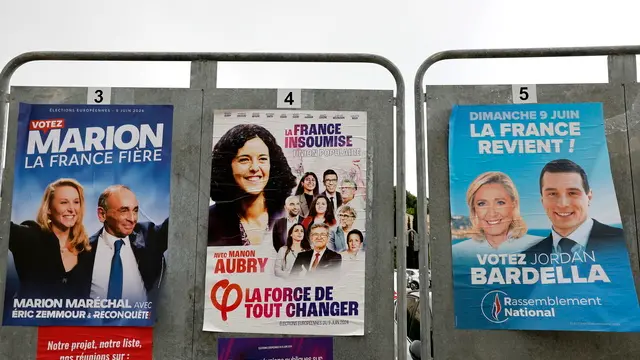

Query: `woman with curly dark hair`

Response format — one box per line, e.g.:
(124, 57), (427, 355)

(208, 124), (297, 247)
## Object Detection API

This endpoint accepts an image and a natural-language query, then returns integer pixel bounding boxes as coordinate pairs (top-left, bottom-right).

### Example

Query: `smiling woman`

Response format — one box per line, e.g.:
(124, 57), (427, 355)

(208, 124), (297, 247)
(451, 171), (543, 255)
(8, 178), (94, 300)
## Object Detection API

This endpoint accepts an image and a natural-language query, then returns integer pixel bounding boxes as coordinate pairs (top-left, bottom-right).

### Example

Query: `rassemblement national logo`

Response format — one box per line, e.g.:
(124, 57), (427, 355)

(481, 290), (509, 323)
(481, 290), (557, 324)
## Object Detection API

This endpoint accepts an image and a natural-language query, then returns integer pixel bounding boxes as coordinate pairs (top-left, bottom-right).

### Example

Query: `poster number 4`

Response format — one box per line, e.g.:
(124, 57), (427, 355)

(277, 89), (301, 109)
(512, 84), (537, 104)
(284, 92), (294, 105)
(87, 87), (111, 105)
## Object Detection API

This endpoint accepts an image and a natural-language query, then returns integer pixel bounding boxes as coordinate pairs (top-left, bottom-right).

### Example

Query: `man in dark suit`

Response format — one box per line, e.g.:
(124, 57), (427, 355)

(88, 185), (168, 303)
(321, 169), (342, 213)
(290, 223), (342, 276)
(525, 159), (626, 258)
(272, 195), (304, 252)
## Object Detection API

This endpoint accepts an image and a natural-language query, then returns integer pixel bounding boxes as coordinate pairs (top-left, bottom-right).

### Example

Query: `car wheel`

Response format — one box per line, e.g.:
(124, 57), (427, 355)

(410, 282), (419, 290)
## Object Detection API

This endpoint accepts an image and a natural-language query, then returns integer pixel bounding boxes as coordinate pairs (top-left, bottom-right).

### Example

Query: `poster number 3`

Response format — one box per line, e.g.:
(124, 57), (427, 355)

(277, 89), (301, 109)
(87, 87), (111, 105)
(512, 84), (537, 104)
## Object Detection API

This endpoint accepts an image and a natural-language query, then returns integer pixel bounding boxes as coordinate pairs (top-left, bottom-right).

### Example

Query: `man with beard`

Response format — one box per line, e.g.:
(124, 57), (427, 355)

(272, 195), (303, 252)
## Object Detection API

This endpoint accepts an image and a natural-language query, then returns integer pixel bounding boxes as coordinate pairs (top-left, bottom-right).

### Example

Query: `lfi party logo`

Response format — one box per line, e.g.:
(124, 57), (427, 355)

(211, 279), (243, 321)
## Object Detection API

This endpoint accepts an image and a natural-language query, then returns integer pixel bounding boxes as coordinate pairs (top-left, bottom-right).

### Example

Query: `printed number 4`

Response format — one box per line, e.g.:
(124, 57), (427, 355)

(284, 91), (294, 105)
(94, 90), (104, 104)
(519, 87), (529, 101)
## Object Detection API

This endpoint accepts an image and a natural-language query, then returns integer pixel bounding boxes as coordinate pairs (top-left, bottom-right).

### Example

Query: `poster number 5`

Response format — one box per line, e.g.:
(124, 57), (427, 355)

(87, 87), (111, 105)
(277, 89), (301, 109)
(512, 84), (537, 104)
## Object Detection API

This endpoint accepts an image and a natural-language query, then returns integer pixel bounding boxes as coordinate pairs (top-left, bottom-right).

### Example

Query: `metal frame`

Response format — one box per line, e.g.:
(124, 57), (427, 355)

(414, 45), (640, 360)
(0, 51), (409, 360)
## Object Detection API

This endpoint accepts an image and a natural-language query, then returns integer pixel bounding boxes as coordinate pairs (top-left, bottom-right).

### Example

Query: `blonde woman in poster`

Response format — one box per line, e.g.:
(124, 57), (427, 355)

(207, 124), (297, 249)
(452, 171), (542, 256)
(8, 178), (93, 300)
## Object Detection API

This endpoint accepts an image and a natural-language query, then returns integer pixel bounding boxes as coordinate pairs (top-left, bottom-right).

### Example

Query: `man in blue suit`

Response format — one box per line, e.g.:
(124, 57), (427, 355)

(88, 185), (168, 303)
(525, 159), (626, 258)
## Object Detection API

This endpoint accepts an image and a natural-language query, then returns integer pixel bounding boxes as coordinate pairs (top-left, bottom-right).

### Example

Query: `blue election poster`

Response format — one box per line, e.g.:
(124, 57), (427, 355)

(3, 103), (173, 326)
(449, 102), (640, 331)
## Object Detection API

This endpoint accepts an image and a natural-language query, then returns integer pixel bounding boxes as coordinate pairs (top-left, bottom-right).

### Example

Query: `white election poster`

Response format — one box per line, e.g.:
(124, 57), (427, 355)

(204, 109), (367, 335)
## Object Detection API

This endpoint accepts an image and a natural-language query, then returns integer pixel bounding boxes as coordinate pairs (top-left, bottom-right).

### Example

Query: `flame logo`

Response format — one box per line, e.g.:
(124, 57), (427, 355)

(492, 293), (502, 321)
(481, 290), (509, 324)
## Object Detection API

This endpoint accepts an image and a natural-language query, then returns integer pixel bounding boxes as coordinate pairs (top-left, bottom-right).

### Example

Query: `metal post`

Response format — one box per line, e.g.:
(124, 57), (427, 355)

(414, 45), (640, 360)
(0, 51), (408, 360)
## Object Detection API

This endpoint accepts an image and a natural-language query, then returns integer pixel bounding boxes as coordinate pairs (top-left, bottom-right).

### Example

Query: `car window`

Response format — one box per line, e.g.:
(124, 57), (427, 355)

(406, 295), (420, 342)
(408, 301), (421, 342)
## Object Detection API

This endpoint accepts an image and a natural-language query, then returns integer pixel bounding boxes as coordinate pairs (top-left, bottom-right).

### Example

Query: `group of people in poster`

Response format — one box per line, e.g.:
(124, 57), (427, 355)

(3, 104), (174, 327)
(202, 111), (367, 336)
(453, 158), (625, 257)
(8, 100), (640, 335)
(9, 181), (168, 302)
(449, 103), (640, 332)
(206, 122), (367, 279)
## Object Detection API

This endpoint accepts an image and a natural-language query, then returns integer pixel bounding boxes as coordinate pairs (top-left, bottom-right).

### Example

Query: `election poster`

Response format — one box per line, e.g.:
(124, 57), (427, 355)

(218, 337), (333, 360)
(3, 103), (173, 327)
(204, 109), (367, 335)
(37, 326), (153, 360)
(449, 102), (640, 331)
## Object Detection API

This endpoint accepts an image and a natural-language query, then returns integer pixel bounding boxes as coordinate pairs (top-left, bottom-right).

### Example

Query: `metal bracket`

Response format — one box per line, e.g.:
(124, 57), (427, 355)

(0, 50), (410, 360)
(414, 44), (640, 360)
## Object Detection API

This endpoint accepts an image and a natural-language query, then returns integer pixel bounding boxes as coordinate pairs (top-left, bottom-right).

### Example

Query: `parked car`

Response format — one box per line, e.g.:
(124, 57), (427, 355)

(406, 269), (420, 290)
(405, 268), (432, 290)
(394, 288), (433, 359)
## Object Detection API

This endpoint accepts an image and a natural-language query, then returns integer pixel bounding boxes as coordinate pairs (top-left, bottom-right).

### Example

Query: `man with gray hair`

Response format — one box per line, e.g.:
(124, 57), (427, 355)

(87, 184), (169, 305)
(290, 223), (342, 277)
(329, 205), (358, 253)
(340, 179), (366, 231)
(272, 195), (303, 252)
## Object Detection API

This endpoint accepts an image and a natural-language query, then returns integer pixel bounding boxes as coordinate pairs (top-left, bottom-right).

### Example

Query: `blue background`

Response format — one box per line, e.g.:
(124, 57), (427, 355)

(449, 103), (640, 332)
(449, 103), (621, 231)
(3, 103), (173, 326)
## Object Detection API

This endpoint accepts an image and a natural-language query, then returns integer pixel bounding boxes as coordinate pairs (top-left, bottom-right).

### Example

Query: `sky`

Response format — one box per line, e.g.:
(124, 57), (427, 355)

(3, 0), (640, 197)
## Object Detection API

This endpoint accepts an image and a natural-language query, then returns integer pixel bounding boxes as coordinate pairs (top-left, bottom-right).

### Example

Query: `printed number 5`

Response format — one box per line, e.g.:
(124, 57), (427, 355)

(519, 87), (529, 101)
(94, 90), (104, 104)
(284, 91), (294, 105)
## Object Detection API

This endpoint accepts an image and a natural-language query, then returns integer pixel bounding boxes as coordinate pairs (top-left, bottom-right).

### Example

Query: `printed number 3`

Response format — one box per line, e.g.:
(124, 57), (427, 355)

(284, 91), (294, 105)
(519, 87), (529, 101)
(94, 90), (104, 104)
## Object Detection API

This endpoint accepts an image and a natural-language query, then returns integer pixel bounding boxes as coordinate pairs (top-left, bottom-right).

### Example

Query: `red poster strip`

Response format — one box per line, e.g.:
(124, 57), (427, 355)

(37, 327), (153, 360)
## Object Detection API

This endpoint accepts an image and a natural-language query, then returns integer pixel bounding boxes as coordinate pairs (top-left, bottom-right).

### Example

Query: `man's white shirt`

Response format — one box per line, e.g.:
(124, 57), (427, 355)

(90, 229), (148, 302)
(551, 217), (594, 254)
(308, 247), (327, 270)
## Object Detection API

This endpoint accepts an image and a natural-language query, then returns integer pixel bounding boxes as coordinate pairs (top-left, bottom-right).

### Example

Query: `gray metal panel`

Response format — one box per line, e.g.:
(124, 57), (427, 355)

(0, 86), (88, 360)
(190, 61), (218, 89)
(193, 89), (395, 360)
(0, 86), (204, 360)
(624, 83), (640, 283)
(608, 55), (637, 84)
(426, 83), (640, 359)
